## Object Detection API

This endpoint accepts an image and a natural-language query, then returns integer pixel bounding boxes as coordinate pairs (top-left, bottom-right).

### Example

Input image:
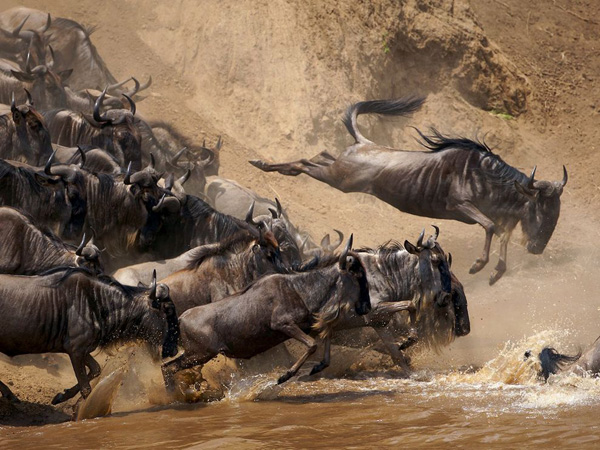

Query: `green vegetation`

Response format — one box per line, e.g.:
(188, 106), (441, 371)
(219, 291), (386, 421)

(489, 109), (515, 120)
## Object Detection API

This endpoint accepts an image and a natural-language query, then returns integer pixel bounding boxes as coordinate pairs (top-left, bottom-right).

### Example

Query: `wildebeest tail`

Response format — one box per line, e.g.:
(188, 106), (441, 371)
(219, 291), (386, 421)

(538, 347), (581, 381)
(342, 96), (426, 144)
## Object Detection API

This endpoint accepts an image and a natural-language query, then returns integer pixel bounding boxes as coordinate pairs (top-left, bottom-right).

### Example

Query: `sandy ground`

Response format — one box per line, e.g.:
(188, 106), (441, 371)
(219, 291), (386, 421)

(1, 0), (599, 426)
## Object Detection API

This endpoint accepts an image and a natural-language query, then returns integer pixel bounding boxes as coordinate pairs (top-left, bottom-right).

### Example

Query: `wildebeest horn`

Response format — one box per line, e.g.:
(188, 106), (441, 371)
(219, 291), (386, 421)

(40, 13), (51, 33)
(164, 173), (175, 191)
(149, 269), (157, 300)
(268, 208), (278, 219)
(44, 148), (57, 175)
(138, 75), (152, 92)
(245, 201), (256, 225)
(215, 136), (222, 151)
(25, 50), (32, 73)
(10, 92), (16, 114)
(12, 15), (29, 36)
(339, 234), (354, 269)
(198, 148), (215, 168)
(106, 76), (132, 94)
(122, 94), (136, 116)
(75, 233), (86, 256)
(24, 88), (33, 106)
(331, 229), (344, 250)
(148, 153), (155, 170)
(123, 77), (140, 97)
(275, 198), (283, 217)
(152, 193), (167, 212)
(178, 169), (191, 186)
(416, 229), (425, 248)
(76, 145), (86, 169)
(431, 225), (439, 241)
(123, 161), (132, 185)
(560, 165), (568, 187)
(47, 45), (55, 69)
(527, 166), (537, 189)
(170, 147), (187, 166)
(447, 253), (452, 268)
(93, 87), (111, 124)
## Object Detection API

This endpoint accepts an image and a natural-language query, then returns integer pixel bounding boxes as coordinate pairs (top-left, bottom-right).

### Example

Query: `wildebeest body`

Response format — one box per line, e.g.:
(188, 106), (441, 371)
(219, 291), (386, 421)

(251, 97), (567, 284)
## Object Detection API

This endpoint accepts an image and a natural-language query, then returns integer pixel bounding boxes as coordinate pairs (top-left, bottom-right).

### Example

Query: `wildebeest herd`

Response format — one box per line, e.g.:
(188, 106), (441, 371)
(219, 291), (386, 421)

(0, 7), (584, 416)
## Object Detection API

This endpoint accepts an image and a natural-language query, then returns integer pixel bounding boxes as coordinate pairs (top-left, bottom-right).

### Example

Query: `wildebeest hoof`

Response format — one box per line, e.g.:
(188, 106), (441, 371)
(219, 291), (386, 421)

(469, 259), (488, 274)
(489, 270), (504, 285)
(51, 392), (65, 405)
(309, 362), (328, 376)
(277, 371), (293, 384)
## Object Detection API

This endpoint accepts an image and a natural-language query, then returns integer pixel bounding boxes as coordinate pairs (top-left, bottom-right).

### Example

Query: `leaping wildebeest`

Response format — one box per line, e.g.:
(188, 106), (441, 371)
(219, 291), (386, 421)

(251, 97), (567, 284)
(0, 206), (102, 275)
(0, 269), (179, 404)
(162, 236), (371, 390)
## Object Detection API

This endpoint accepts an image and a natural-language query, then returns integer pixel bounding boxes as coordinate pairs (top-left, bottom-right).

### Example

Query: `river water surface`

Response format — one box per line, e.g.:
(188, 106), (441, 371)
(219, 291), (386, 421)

(2, 332), (600, 449)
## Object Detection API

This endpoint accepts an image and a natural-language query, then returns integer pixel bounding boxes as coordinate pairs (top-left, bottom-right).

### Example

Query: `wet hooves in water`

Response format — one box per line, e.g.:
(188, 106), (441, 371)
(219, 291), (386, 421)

(277, 371), (294, 384)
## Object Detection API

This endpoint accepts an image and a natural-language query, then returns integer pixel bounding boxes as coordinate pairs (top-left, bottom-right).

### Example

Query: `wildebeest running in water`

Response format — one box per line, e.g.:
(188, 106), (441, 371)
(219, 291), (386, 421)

(251, 97), (567, 284)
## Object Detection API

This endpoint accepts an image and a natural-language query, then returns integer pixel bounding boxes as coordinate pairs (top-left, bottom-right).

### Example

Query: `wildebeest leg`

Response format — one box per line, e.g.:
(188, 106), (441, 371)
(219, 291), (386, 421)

(68, 353), (93, 401)
(52, 354), (102, 405)
(276, 323), (318, 384)
(309, 334), (331, 376)
(372, 326), (412, 376)
(0, 380), (19, 403)
(453, 203), (495, 274)
(489, 230), (512, 285)
(249, 151), (335, 177)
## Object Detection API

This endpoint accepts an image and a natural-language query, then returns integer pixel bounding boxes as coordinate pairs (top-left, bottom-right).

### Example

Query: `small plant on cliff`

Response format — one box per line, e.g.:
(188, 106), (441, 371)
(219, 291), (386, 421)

(381, 32), (390, 54)
(489, 109), (514, 120)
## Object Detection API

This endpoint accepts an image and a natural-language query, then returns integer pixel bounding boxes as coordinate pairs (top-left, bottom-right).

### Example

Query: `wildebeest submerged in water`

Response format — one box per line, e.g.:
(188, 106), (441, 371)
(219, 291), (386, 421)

(162, 236), (371, 391)
(0, 269), (179, 404)
(251, 97), (567, 284)
(525, 336), (600, 381)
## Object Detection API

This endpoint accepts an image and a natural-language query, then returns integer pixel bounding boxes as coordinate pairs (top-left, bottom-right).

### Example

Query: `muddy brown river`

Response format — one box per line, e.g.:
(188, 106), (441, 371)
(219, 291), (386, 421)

(2, 331), (600, 449)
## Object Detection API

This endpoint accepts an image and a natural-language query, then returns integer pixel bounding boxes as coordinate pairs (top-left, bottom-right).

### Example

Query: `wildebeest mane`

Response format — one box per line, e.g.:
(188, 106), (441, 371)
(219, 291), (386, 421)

(43, 266), (146, 299)
(185, 195), (245, 240)
(184, 232), (255, 270)
(0, 160), (47, 196)
(415, 128), (529, 186)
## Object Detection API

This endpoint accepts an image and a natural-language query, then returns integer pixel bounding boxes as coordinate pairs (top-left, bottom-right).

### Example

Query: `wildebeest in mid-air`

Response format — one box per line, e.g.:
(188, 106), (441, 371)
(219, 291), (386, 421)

(0, 269), (179, 404)
(161, 236), (371, 391)
(251, 97), (567, 284)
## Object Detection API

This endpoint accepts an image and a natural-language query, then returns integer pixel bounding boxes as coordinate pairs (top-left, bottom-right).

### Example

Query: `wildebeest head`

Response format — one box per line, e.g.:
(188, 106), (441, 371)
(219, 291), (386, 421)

(73, 233), (103, 275)
(404, 227), (452, 306)
(10, 54), (72, 110)
(165, 139), (216, 195)
(6, 90), (53, 165)
(43, 149), (88, 240)
(525, 347), (582, 382)
(147, 271), (179, 358)
(515, 166), (567, 255)
(89, 88), (142, 171)
(339, 235), (371, 316)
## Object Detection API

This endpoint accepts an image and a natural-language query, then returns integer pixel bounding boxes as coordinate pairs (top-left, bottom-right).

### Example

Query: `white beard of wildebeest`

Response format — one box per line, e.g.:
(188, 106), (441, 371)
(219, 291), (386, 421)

(519, 182), (562, 254)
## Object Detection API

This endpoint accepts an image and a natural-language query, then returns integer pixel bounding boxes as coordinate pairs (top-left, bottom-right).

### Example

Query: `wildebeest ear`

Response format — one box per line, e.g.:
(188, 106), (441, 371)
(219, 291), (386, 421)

(137, 281), (149, 288)
(11, 70), (35, 82)
(404, 240), (419, 255)
(514, 180), (539, 200)
(58, 69), (73, 83)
